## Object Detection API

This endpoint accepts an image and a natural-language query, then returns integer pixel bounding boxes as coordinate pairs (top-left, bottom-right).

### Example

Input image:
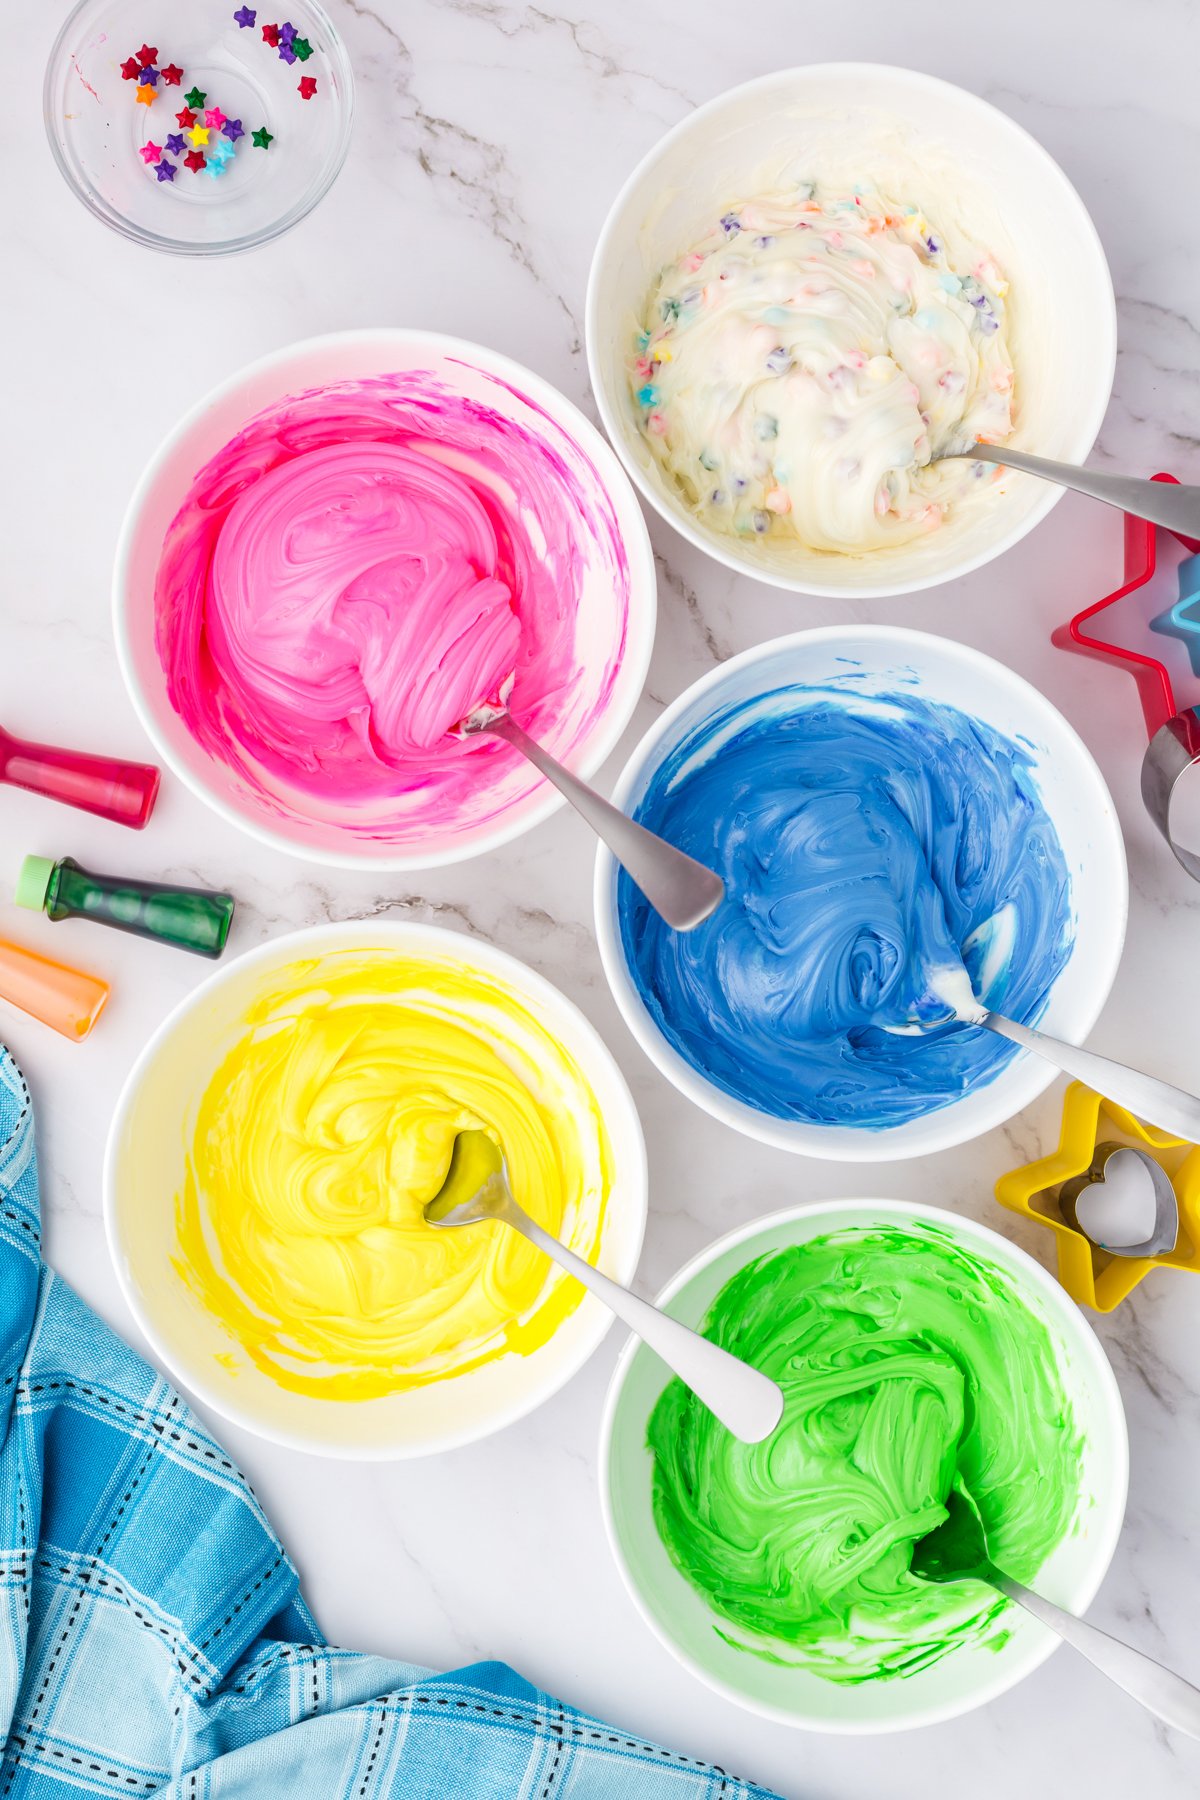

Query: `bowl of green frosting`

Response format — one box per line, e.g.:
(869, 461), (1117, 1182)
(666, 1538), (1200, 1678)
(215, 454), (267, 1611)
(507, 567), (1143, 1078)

(600, 1200), (1127, 1731)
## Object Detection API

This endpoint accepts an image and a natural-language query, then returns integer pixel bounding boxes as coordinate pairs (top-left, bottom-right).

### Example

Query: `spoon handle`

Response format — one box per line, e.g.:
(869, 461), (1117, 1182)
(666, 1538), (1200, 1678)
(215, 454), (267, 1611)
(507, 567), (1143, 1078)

(500, 1203), (783, 1444)
(968, 444), (1200, 538)
(481, 715), (723, 932)
(983, 1012), (1200, 1143)
(992, 1570), (1200, 1741)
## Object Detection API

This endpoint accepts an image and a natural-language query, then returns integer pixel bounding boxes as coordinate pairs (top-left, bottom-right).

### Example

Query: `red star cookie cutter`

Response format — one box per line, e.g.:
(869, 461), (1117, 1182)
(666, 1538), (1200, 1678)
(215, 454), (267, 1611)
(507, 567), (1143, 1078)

(1052, 473), (1200, 880)
(1051, 473), (1200, 740)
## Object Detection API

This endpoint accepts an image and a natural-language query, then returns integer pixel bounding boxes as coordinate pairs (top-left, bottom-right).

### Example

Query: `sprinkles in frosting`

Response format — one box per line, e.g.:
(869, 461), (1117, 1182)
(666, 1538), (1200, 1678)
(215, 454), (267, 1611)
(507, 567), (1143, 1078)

(633, 183), (1015, 556)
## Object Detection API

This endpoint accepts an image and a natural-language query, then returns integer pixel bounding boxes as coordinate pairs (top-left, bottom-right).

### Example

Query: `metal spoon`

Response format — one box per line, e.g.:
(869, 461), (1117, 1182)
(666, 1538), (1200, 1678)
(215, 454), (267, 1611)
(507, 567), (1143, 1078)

(913, 1486), (1200, 1740)
(423, 1129), (783, 1443)
(453, 702), (723, 931)
(980, 1008), (1200, 1143)
(944, 443), (1200, 537)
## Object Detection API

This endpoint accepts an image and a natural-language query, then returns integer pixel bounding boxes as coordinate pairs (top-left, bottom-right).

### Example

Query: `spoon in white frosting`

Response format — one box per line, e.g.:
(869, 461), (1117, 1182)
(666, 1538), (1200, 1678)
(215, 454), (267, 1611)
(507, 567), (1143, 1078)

(923, 965), (1200, 1143)
(940, 444), (1200, 536)
(451, 683), (724, 931)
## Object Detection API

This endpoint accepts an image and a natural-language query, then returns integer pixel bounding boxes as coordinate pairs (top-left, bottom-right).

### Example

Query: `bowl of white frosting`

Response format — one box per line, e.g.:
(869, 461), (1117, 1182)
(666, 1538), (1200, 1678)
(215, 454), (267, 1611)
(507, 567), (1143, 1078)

(587, 64), (1116, 597)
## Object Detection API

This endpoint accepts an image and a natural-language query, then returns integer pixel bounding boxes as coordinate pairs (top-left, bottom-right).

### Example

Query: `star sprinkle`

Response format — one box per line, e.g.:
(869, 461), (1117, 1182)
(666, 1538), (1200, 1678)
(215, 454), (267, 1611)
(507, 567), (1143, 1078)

(205, 156), (228, 179)
(278, 42), (297, 63)
(176, 106), (196, 128)
(261, 22), (280, 45)
(161, 63), (184, 86)
(204, 106), (228, 128)
(184, 85), (206, 109)
(279, 20), (297, 41)
(292, 35), (312, 59)
(233, 4), (257, 24)
(165, 132), (185, 155)
(184, 149), (207, 172)
(120, 56), (141, 80)
(138, 140), (162, 163)
(135, 84), (156, 107)
(137, 65), (159, 86)
(297, 75), (317, 98)
(136, 43), (157, 66)
(222, 117), (244, 141)
(251, 125), (273, 147)
(209, 142), (234, 168)
(189, 124), (211, 146)
(155, 158), (176, 181)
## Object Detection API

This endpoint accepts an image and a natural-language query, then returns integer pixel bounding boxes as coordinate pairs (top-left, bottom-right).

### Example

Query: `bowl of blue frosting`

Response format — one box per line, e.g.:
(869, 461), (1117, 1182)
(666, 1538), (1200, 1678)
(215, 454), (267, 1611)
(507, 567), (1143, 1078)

(595, 627), (1127, 1161)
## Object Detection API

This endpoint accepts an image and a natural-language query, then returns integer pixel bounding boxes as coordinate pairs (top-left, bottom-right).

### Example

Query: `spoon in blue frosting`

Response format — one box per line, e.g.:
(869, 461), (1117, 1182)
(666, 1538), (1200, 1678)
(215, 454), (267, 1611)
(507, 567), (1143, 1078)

(926, 966), (1200, 1142)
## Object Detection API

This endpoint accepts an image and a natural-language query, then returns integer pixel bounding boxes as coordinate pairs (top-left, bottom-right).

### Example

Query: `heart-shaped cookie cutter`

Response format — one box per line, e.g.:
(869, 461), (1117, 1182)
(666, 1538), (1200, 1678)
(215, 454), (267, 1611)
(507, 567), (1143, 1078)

(1059, 1141), (1179, 1258)
(995, 1080), (1200, 1310)
(1052, 474), (1200, 882)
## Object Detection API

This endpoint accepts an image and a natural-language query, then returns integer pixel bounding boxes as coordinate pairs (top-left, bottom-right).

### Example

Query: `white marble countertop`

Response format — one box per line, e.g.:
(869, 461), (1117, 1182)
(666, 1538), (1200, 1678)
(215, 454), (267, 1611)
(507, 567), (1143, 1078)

(7, 2), (1200, 1795)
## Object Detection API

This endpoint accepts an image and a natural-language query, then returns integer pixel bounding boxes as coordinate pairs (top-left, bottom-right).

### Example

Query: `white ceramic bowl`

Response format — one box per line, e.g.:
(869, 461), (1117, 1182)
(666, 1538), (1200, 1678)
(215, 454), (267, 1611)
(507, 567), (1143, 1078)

(595, 626), (1127, 1161)
(587, 63), (1116, 597)
(104, 920), (647, 1459)
(601, 1199), (1128, 1733)
(114, 329), (656, 869)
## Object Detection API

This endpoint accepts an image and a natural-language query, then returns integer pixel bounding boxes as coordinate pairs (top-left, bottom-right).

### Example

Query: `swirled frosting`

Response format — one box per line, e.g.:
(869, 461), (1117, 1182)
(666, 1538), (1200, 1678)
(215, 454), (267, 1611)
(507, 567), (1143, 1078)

(633, 184), (1014, 555)
(648, 1224), (1079, 1683)
(619, 686), (1072, 1130)
(154, 373), (631, 844)
(173, 949), (613, 1397)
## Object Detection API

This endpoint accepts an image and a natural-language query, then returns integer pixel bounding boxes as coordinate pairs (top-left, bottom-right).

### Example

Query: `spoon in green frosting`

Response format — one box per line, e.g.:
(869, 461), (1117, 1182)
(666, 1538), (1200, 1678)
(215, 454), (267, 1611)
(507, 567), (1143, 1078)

(913, 1485), (1200, 1738)
(424, 1130), (783, 1442)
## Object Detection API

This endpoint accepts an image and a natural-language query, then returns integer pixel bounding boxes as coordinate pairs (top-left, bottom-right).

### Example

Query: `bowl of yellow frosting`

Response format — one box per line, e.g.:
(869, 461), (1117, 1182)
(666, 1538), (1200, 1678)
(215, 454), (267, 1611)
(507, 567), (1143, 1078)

(600, 1199), (1127, 1732)
(104, 920), (647, 1458)
(587, 64), (1116, 597)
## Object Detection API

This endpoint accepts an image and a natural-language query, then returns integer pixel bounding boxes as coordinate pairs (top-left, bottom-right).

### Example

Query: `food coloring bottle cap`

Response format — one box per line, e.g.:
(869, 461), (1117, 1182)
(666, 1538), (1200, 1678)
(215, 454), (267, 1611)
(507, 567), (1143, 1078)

(14, 854), (56, 913)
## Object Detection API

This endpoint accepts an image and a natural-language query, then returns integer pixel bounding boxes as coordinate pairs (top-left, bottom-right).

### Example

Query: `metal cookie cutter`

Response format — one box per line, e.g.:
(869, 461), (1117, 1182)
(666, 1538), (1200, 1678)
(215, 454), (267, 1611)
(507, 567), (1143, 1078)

(1141, 709), (1200, 882)
(1059, 1141), (1178, 1259)
(995, 1081), (1200, 1311)
(1052, 474), (1200, 881)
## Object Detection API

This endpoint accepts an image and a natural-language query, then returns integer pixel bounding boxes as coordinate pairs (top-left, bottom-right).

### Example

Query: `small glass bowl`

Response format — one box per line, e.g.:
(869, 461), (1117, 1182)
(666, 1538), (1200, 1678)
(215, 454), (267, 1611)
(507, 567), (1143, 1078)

(44, 0), (353, 255)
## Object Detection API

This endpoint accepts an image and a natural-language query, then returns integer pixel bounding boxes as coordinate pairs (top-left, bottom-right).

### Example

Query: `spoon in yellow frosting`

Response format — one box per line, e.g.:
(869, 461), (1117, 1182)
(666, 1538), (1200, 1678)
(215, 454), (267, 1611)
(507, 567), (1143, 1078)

(424, 1130), (783, 1442)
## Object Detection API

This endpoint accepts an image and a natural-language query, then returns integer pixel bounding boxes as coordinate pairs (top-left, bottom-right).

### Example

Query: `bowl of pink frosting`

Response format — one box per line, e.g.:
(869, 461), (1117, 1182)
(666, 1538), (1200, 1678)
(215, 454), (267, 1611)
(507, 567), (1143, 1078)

(114, 330), (656, 867)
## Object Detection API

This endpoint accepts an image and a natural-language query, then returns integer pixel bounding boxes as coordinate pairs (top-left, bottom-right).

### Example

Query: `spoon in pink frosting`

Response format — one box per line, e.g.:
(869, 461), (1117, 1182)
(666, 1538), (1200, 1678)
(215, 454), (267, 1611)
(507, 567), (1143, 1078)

(453, 686), (724, 931)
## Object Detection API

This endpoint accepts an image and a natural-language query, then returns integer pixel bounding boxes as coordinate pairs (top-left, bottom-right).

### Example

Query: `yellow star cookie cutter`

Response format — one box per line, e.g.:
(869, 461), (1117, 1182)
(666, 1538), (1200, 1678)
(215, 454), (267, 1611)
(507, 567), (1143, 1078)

(995, 1081), (1200, 1311)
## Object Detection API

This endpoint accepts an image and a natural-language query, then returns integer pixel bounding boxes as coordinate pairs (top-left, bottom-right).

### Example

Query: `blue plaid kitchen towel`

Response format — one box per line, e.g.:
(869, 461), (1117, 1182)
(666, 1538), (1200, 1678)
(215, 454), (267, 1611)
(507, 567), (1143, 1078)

(0, 1050), (781, 1798)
